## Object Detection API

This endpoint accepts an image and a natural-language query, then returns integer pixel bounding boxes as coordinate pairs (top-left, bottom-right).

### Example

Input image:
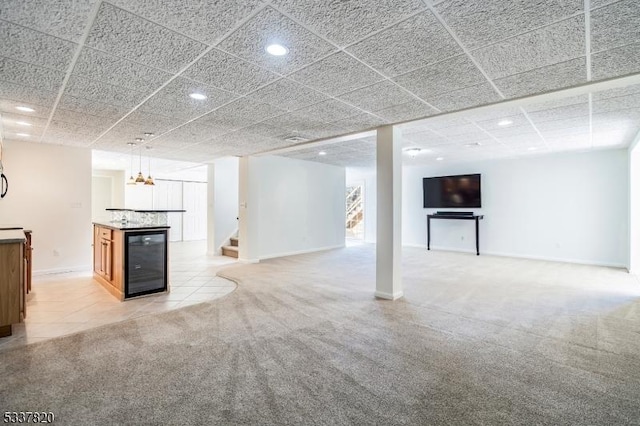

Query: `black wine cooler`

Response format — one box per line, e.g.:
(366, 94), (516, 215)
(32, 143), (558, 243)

(124, 230), (168, 298)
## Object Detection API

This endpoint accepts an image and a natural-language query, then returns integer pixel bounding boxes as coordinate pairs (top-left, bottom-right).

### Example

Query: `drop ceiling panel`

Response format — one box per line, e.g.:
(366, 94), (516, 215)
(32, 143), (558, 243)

(374, 100), (438, 122)
(435, 0), (583, 50)
(270, 0), (425, 46)
(107, 0), (261, 45)
(73, 48), (172, 93)
(495, 57), (586, 98)
(0, 20), (76, 71)
(393, 55), (487, 98)
(534, 116), (590, 132)
(346, 11), (462, 77)
(0, 81), (58, 109)
(593, 84), (640, 101)
(426, 83), (502, 112)
(85, 3), (207, 74)
(64, 75), (149, 109)
(139, 77), (238, 120)
(524, 94), (590, 112)
(57, 95), (130, 120)
(183, 48), (279, 95)
(473, 16), (585, 79)
(293, 99), (364, 123)
(591, 43), (640, 81)
(590, 0), (640, 52)
(332, 113), (388, 133)
(526, 102), (590, 122)
(217, 7), (336, 75)
(0, 0), (97, 42)
(288, 52), (384, 96)
(0, 57), (66, 92)
(197, 98), (285, 131)
(473, 114), (529, 130)
(0, 100), (51, 120)
(51, 108), (116, 129)
(246, 78), (329, 112)
(113, 111), (184, 136)
(337, 81), (417, 113)
(592, 93), (640, 114)
(1, 112), (48, 130)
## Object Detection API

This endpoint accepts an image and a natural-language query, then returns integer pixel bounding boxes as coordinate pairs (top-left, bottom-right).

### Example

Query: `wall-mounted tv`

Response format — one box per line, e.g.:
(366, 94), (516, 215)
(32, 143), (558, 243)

(423, 174), (481, 208)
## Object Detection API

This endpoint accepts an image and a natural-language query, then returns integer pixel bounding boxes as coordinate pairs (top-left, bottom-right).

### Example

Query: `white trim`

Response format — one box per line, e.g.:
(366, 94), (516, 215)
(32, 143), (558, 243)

(33, 265), (92, 276)
(405, 243), (626, 268)
(259, 244), (345, 260)
(238, 258), (260, 264)
(374, 290), (404, 300)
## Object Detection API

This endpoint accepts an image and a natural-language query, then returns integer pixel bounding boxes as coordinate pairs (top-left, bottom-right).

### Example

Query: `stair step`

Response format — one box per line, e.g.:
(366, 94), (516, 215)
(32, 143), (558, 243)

(230, 237), (239, 247)
(221, 245), (239, 258)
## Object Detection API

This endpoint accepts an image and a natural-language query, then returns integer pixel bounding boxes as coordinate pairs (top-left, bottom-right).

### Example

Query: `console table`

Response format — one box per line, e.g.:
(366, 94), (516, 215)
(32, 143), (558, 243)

(427, 214), (484, 255)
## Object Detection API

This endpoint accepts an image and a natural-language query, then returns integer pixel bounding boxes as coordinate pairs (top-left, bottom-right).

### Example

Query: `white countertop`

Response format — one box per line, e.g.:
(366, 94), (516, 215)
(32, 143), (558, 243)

(0, 229), (26, 244)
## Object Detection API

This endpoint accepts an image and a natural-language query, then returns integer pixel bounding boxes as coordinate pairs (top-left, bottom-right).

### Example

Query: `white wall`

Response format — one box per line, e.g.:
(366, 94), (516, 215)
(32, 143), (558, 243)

(0, 140), (92, 273)
(256, 156), (345, 259)
(346, 167), (377, 243)
(92, 169), (125, 222)
(403, 149), (629, 267)
(628, 134), (640, 273)
(211, 157), (239, 252)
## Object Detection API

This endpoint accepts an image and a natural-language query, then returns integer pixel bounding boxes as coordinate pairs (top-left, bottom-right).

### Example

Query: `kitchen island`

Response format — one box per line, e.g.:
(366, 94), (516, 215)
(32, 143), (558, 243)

(93, 222), (170, 301)
(0, 229), (26, 337)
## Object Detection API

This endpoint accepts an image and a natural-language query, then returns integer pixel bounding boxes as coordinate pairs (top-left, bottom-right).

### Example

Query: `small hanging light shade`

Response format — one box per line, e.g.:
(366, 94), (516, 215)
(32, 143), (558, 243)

(135, 145), (145, 183)
(144, 146), (155, 186)
(127, 142), (136, 185)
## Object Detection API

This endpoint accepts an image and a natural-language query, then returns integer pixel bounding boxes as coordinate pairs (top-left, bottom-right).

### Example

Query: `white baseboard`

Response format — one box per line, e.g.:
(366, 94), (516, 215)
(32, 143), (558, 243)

(33, 265), (92, 276)
(405, 244), (626, 268)
(374, 290), (404, 300)
(238, 258), (260, 264)
(259, 244), (345, 260)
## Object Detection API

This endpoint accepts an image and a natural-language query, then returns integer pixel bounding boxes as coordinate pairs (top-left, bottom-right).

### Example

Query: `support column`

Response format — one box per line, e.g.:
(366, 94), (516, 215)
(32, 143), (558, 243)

(238, 156), (260, 263)
(206, 164), (215, 255)
(376, 125), (403, 300)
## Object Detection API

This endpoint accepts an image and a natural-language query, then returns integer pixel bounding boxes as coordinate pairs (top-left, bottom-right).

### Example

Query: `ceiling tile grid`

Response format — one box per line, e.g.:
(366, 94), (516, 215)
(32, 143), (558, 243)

(0, 20), (77, 72)
(0, 57), (66, 92)
(434, 0), (584, 50)
(0, 0), (98, 42)
(590, 0), (640, 53)
(72, 47), (173, 93)
(85, 3), (208, 74)
(271, 0), (425, 47)
(345, 11), (462, 77)
(246, 78), (330, 112)
(288, 52), (384, 96)
(472, 16), (585, 80)
(217, 7), (337, 75)
(106, 0), (263, 45)
(182, 48), (280, 95)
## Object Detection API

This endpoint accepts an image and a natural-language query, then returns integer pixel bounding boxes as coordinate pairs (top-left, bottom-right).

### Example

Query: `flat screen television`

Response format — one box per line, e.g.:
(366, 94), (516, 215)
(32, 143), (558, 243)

(423, 174), (481, 208)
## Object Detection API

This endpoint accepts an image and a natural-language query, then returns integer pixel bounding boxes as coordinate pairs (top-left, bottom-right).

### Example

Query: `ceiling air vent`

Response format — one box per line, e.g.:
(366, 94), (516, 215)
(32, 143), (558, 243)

(284, 135), (309, 143)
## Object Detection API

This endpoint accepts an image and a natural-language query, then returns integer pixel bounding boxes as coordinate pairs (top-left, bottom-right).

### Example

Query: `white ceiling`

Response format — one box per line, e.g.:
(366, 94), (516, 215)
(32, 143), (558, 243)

(1, 0), (639, 166)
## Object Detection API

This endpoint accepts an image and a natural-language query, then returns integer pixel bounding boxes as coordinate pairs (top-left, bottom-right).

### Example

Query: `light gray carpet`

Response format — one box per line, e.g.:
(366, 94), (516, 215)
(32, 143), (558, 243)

(1, 245), (640, 425)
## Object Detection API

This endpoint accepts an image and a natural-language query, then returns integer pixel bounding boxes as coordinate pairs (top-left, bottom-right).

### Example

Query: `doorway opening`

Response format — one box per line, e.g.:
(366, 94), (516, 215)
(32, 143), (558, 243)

(346, 184), (364, 240)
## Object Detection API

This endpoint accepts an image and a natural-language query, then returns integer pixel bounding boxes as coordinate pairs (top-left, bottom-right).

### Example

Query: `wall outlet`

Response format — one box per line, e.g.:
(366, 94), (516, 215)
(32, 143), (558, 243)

(53, 249), (60, 257)
(461, 236), (465, 241)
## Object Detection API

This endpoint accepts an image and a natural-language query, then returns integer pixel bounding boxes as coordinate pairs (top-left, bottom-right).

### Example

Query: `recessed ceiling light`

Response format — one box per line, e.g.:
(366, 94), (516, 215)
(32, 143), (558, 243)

(497, 119), (513, 126)
(189, 93), (207, 100)
(318, 151), (327, 156)
(144, 132), (154, 137)
(16, 133), (30, 137)
(16, 121), (31, 126)
(16, 106), (35, 112)
(404, 147), (422, 157)
(266, 44), (288, 56)
(436, 157), (444, 161)
(135, 137), (144, 142)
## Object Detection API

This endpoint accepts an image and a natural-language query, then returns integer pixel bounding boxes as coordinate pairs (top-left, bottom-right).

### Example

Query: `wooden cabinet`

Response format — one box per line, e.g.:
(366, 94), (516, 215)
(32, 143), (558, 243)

(0, 233), (25, 338)
(93, 224), (124, 300)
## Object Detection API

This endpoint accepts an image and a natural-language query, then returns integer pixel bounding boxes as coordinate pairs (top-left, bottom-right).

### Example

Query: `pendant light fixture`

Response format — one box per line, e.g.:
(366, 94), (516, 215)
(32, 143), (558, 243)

(135, 143), (145, 184)
(144, 146), (155, 186)
(127, 142), (136, 185)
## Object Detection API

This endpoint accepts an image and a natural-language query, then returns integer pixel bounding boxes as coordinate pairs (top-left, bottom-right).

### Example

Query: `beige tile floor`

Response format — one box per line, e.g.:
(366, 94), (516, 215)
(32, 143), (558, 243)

(0, 241), (238, 351)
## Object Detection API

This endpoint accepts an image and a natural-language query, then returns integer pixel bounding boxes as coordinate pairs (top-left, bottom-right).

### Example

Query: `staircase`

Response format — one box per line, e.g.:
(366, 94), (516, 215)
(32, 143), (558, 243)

(346, 186), (364, 239)
(222, 236), (239, 258)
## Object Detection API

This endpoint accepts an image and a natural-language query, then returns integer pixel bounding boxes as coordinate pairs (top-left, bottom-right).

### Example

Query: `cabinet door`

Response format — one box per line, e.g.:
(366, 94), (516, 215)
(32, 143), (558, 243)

(94, 227), (102, 274)
(103, 239), (112, 281)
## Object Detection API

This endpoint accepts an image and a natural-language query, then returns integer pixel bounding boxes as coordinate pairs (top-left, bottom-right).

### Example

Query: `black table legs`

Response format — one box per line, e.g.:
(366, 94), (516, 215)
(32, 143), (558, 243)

(427, 217), (431, 250)
(475, 217), (479, 256)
